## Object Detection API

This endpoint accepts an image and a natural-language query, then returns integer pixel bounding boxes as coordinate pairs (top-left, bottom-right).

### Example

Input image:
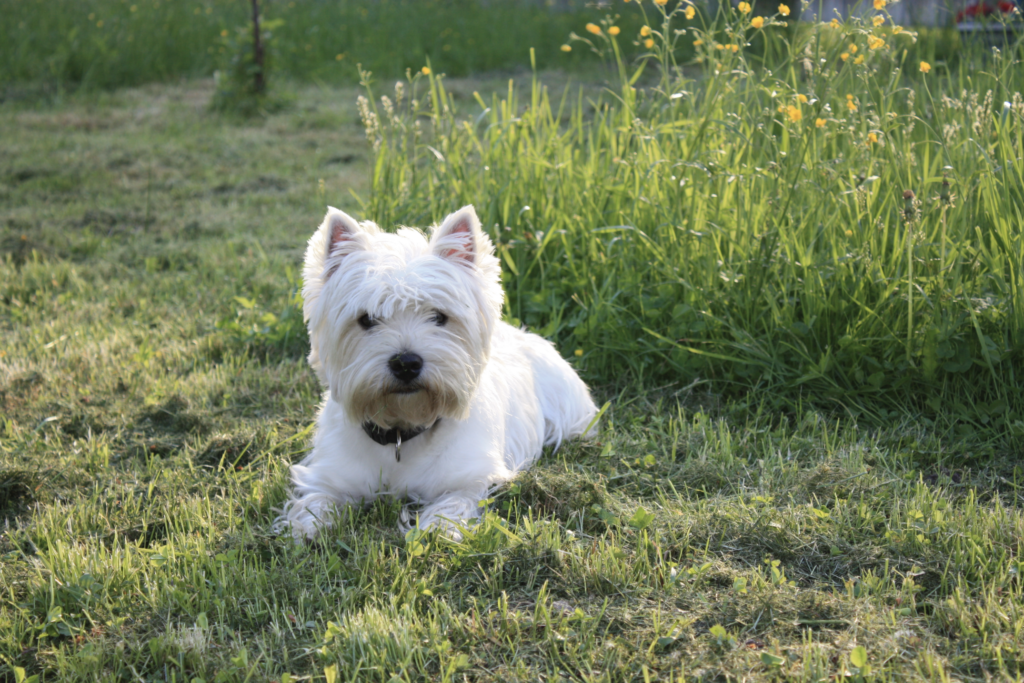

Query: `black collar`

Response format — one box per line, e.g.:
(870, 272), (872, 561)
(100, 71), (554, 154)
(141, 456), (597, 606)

(361, 420), (438, 462)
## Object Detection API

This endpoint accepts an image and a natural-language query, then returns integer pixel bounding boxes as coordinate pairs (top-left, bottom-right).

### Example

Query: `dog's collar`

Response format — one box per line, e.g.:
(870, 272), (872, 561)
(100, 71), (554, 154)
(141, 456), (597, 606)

(361, 420), (439, 462)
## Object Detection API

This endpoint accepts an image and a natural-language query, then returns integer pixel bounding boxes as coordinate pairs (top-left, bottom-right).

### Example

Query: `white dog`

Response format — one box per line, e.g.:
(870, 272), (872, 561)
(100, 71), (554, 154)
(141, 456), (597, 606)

(277, 205), (597, 539)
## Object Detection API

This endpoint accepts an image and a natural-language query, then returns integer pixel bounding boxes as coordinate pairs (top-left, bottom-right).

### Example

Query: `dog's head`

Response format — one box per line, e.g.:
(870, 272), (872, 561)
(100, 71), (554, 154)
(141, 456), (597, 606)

(302, 205), (503, 429)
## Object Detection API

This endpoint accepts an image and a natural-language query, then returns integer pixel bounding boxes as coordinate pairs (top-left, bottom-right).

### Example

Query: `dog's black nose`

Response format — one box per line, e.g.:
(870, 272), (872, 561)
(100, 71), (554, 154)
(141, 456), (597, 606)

(388, 352), (423, 383)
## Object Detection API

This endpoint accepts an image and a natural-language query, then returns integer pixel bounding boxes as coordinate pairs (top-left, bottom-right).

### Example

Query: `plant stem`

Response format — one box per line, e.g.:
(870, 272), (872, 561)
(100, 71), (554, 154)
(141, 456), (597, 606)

(252, 0), (265, 94)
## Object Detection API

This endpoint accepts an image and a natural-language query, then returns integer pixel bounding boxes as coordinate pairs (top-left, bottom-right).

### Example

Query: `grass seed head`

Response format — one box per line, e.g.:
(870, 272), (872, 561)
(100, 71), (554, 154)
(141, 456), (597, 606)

(902, 189), (918, 222)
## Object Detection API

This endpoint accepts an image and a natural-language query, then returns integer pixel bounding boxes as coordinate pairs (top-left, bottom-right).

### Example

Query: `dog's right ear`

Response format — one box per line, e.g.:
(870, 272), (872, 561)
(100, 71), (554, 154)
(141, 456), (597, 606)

(321, 207), (366, 279)
(326, 207), (363, 257)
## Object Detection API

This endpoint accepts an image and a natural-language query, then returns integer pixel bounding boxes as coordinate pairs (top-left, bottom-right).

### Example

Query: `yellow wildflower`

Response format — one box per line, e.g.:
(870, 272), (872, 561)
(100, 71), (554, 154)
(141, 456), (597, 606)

(421, 66), (431, 75)
(845, 229), (854, 236)
(849, 43), (858, 53)
(873, 15), (885, 26)
(841, 52), (850, 61)
(874, 0), (885, 8)
(847, 100), (858, 112)
(729, 43), (740, 52)
(830, 18), (840, 28)
(221, 29), (229, 37)
(641, 25), (652, 36)
(586, 23), (601, 35)
(575, 349), (583, 357)
(854, 55), (865, 64)
(693, 38), (704, 46)
(893, 26), (903, 34)
(751, 16), (765, 28)
(716, 43), (726, 50)
(96, 20), (104, 27)
(685, 5), (696, 19)
(868, 35), (884, 49)
(796, 93), (808, 103)
(609, 26), (621, 35)
(561, 44), (572, 52)
(335, 53), (345, 60)
(816, 118), (827, 127)
(919, 61), (931, 73)
(738, 2), (752, 14)
(779, 4), (790, 16)
(786, 105), (802, 122)
(655, 0), (668, 5)
(645, 38), (655, 48)
(867, 132), (878, 144)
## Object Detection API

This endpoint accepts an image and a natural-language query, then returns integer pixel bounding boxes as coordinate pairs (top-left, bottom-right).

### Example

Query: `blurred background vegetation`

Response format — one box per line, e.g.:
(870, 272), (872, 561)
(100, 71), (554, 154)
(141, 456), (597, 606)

(1, 0), (967, 92)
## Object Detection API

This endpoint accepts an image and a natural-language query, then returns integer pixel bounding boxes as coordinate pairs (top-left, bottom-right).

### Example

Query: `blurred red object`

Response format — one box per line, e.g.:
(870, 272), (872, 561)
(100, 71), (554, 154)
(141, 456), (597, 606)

(956, 0), (1017, 22)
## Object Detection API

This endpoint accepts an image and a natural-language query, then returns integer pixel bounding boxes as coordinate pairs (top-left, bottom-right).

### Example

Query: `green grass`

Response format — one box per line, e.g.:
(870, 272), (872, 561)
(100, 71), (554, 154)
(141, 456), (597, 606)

(1, 73), (1024, 682)
(3, 3), (1024, 682)
(360, 3), (1024, 440)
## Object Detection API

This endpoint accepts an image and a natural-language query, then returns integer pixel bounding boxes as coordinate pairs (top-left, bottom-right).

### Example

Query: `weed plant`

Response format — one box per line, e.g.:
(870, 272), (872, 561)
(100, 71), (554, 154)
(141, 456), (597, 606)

(209, 14), (291, 117)
(358, 2), (1024, 438)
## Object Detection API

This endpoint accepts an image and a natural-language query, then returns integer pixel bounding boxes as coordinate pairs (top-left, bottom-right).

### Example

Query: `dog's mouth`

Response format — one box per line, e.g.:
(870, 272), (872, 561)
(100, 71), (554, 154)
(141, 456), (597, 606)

(389, 385), (422, 395)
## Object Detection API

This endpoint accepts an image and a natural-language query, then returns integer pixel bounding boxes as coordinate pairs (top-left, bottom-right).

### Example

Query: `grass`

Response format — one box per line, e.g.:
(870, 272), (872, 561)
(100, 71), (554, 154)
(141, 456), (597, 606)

(360, 3), (1024, 440)
(1, 73), (1023, 682)
(2, 2), (1024, 682)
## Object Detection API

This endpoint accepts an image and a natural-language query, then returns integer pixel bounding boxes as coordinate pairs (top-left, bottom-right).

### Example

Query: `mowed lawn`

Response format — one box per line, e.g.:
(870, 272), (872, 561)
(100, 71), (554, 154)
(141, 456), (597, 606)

(2, 79), (1024, 682)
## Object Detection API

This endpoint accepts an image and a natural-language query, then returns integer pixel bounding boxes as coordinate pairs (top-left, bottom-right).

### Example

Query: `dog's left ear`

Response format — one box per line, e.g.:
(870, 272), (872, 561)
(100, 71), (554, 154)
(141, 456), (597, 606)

(430, 205), (487, 268)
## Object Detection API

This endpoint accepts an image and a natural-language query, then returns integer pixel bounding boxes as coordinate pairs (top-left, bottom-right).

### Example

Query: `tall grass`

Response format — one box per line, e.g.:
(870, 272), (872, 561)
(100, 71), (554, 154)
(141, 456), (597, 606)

(359, 3), (1024, 433)
(0, 0), (639, 90)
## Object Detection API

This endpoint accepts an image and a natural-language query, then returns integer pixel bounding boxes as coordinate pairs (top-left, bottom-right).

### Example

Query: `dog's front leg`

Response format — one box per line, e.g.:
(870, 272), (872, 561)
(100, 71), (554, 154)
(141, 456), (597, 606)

(276, 460), (374, 540)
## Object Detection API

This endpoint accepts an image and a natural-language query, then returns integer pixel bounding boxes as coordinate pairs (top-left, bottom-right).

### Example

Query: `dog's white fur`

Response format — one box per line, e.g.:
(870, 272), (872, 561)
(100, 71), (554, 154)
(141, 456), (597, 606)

(277, 205), (596, 539)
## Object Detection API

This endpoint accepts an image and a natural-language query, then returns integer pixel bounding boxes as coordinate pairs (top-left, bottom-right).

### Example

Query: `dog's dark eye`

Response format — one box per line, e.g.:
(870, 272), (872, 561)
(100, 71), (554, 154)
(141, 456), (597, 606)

(358, 313), (377, 330)
(432, 311), (449, 327)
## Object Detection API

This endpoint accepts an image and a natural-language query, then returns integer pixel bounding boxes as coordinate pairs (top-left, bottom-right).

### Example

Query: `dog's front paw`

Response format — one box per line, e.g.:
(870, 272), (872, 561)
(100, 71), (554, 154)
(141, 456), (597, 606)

(274, 493), (340, 542)
(402, 493), (484, 541)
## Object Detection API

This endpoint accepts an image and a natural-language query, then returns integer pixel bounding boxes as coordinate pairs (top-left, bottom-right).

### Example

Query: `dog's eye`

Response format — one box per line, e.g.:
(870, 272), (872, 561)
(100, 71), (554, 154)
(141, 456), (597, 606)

(358, 313), (377, 330)
(432, 311), (449, 327)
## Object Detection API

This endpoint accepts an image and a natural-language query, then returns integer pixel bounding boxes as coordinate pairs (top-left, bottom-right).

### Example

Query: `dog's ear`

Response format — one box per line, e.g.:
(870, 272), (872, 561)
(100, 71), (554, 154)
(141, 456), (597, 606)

(321, 206), (367, 279)
(430, 205), (485, 268)
(326, 207), (364, 257)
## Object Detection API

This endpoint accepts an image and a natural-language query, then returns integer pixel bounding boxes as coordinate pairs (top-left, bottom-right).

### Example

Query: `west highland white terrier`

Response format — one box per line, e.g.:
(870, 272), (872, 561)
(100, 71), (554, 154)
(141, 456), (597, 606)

(277, 205), (597, 539)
